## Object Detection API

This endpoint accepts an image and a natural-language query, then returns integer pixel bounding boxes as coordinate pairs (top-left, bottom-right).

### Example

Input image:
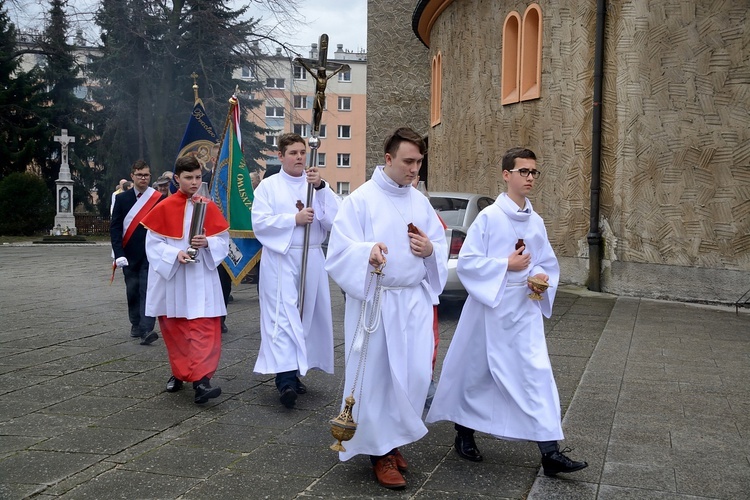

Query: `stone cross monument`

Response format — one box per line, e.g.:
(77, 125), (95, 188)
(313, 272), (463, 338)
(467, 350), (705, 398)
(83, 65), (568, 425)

(52, 129), (77, 235)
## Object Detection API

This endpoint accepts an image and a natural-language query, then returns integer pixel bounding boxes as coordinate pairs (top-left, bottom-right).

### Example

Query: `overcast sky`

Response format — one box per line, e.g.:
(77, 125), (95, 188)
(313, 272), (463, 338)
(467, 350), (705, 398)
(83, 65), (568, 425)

(290, 0), (367, 53)
(7, 0), (368, 54)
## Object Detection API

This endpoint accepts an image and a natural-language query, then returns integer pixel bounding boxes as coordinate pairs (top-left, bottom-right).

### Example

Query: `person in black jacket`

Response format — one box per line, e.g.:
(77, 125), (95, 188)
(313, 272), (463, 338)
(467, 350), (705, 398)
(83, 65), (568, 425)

(110, 160), (165, 345)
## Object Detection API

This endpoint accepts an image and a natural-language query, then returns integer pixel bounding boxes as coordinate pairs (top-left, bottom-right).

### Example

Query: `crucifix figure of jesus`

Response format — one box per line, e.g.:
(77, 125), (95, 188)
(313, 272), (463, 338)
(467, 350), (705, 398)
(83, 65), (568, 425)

(294, 34), (350, 136)
(53, 129), (75, 168)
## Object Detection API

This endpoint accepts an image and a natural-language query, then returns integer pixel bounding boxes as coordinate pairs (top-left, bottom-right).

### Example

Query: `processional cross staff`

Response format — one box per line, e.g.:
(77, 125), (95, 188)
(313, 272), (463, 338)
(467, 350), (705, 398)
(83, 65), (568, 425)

(295, 34), (350, 315)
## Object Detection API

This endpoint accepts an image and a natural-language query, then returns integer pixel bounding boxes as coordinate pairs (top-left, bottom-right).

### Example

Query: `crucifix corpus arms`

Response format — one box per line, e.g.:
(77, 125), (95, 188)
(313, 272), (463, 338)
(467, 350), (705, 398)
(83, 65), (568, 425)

(294, 34), (350, 135)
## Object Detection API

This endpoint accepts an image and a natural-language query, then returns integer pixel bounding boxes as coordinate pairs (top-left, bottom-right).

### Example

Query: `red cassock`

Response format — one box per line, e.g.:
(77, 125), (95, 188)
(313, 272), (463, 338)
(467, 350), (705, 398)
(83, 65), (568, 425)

(158, 317), (222, 382)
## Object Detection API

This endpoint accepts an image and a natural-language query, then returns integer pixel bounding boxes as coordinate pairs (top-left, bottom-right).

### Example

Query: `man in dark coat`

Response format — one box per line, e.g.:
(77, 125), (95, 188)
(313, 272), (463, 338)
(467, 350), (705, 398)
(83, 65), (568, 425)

(110, 160), (164, 345)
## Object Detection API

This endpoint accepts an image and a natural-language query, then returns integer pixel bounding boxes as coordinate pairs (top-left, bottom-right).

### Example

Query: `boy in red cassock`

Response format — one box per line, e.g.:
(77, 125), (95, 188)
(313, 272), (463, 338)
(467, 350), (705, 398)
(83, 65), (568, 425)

(141, 155), (229, 404)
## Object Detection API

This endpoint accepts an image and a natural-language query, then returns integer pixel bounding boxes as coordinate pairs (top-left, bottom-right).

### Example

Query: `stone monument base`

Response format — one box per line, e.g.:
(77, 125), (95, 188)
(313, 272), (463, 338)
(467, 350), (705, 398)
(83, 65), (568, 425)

(34, 235), (93, 244)
(51, 220), (77, 236)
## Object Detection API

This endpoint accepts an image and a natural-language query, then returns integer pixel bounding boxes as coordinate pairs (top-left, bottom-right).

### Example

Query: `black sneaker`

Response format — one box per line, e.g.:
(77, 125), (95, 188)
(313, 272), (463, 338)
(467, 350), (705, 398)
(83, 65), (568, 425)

(542, 447), (588, 476)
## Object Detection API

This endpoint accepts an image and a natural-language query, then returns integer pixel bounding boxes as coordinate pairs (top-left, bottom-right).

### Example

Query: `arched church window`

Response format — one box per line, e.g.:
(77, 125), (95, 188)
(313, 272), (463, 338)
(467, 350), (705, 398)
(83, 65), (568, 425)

(520, 4), (542, 101)
(501, 12), (521, 105)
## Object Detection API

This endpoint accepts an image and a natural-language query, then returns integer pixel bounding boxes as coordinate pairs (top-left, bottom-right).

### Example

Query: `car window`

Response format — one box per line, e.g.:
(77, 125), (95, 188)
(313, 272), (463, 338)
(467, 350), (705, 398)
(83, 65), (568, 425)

(430, 197), (469, 227)
(477, 197), (494, 211)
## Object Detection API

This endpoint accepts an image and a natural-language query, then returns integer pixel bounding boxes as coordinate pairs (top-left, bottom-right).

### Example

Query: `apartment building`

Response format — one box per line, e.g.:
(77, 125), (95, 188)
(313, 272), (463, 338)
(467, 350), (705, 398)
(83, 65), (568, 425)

(241, 42), (367, 196)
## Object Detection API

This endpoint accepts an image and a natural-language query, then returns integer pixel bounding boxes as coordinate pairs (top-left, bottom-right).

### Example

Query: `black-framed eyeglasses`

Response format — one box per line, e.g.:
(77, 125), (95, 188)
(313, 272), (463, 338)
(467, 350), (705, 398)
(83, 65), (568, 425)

(509, 168), (541, 179)
(132, 173), (151, 179)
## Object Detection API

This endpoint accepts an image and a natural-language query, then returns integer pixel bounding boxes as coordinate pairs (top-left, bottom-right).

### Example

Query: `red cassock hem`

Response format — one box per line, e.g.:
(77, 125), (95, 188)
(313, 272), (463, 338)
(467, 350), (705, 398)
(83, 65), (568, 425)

(158, 316), (222, 382)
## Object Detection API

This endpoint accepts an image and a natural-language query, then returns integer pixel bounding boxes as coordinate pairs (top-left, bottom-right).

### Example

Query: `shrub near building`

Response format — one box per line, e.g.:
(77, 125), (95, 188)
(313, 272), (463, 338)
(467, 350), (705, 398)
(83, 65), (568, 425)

(0, 172), (54, 235)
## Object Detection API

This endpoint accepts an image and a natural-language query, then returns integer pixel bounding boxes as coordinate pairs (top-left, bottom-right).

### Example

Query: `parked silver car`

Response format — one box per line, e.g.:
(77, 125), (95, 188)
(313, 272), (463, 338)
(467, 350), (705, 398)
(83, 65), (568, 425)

(429, 192), (496, 301)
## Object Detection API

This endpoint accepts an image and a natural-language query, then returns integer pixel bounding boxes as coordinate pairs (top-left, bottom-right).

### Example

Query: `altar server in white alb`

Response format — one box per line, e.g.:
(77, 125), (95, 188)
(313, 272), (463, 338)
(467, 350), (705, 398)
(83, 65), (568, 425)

(252, 133), (340, 409)
(325, 127), (447, 490)
(426, 147), (587, 476)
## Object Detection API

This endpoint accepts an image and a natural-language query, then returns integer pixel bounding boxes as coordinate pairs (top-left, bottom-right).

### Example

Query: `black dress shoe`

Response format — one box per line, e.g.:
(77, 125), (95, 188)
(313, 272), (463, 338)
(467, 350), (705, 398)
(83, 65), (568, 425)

(279, 386), (297, 408)
(221, 322), (228, 334)
(455, 433), (483, 462)
(130, 326), (142, 338)
(165, 376), (183, 393)
(542, 448), (588, 476)
(194, 382), (221, 404)
(295, 378), (307, 395)
(140, 331), (159, 345)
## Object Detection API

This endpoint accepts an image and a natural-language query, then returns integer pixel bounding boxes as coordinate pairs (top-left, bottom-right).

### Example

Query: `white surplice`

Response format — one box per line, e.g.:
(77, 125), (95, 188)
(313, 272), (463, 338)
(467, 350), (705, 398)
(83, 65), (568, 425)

(251, 170), (340, 376)
(145, 203), (229, 320)
(325, 166), (448, 461)
(426, 192), (564, 442)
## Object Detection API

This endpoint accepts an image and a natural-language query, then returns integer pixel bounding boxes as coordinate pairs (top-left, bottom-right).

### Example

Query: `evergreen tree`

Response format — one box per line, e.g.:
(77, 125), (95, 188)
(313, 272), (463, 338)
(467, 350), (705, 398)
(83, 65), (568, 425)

(88, 0), (152, 204)
(90, 0), (271, 193)
(0, 172), (54, 235)
(0, 0), (48, 178)
(89, 0), (165, 189)
(172, 0), (269, 167)
(35, 0), (98, 212)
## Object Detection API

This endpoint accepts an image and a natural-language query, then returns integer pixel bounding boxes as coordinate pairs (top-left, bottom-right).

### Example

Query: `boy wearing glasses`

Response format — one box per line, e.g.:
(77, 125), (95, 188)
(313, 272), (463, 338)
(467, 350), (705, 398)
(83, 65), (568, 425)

(110, 160), (164, 345)
(426, 147), (588, 476)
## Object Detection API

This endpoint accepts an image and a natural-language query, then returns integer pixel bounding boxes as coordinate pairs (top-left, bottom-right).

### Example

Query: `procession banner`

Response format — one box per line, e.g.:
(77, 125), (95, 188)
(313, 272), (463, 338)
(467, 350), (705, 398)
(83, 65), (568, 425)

(211, 96), (262, 284)
(171, 98), (220, 193)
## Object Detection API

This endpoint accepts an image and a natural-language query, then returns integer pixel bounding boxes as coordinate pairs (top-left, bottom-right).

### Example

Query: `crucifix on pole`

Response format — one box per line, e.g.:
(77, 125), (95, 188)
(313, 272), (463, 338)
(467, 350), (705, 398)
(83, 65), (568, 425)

(295, 35), (350, 136)
(293, 34), (350, 315)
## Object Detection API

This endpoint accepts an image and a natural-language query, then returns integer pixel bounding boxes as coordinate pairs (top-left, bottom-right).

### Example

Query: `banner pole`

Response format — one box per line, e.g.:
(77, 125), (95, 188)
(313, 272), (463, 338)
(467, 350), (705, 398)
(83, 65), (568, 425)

(210, 93), (238, 193)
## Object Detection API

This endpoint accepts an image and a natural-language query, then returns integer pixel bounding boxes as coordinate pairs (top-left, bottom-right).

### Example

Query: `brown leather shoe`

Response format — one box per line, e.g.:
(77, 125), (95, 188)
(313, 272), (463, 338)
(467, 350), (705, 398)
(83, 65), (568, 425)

(373, 455), (406, 489)
(392, 449), (408, 471)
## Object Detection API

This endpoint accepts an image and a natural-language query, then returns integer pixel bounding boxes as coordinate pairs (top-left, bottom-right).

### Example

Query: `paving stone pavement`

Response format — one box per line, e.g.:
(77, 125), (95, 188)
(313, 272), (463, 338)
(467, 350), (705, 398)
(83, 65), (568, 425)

(0, 244), (748, 499)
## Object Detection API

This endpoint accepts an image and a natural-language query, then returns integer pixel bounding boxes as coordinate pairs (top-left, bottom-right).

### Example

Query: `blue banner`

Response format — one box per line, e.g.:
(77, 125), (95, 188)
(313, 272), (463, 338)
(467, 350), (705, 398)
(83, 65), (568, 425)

(171, 99), (220, 193)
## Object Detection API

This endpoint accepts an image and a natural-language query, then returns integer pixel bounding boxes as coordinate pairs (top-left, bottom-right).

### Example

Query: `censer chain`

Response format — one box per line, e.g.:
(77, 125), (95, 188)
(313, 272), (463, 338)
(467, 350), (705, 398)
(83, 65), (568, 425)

(344, 263), (385, 413)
